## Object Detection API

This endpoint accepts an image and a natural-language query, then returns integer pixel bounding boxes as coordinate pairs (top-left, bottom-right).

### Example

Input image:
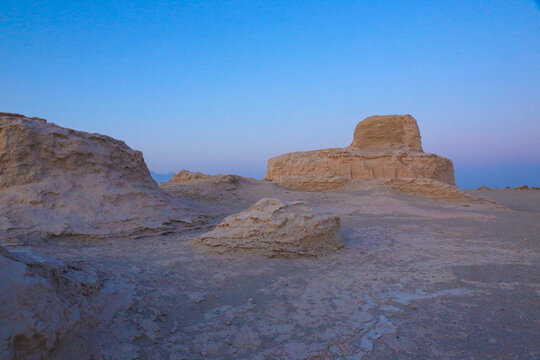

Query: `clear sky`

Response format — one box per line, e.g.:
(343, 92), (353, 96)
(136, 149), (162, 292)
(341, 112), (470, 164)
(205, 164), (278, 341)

(1, 0), (539, 188)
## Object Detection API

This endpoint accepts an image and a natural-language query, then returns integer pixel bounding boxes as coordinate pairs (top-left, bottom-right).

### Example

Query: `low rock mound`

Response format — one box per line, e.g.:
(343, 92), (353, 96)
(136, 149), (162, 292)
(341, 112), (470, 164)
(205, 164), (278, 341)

(0, 246), (100, 359)
(167, 170), (246, 188)
(194, 198), (343, 257)
(170, 169), (212, 183)
(0, 113), (194, 239)
(265, 114), (467, 199)
(162, 170), (257, 202)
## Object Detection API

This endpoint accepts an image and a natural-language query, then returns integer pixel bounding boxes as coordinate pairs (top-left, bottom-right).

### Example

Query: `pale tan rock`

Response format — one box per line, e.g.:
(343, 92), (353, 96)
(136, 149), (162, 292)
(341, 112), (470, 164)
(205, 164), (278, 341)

(350, 114), (423, 152)
(265, 114), (459, 198)
(162, 172), (255, 202)
(0, 245), (100, 359)
(194, 198), (343, 257)
(170, 169), (211, 183)
(266, 148), (455, 185)
(0, 112), (194, 239)
(271, 174), (353, 191)
(379, 179), (474, 201)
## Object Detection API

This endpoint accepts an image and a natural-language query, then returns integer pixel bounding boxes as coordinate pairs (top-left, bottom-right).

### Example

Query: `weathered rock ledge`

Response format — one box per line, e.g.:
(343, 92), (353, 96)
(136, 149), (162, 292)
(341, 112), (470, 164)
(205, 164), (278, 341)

(265, 147), (455, 185)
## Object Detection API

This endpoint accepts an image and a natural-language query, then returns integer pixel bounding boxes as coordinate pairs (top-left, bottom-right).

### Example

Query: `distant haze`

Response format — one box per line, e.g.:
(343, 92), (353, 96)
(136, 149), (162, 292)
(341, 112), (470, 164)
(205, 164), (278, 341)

(2, 1), (539, 188)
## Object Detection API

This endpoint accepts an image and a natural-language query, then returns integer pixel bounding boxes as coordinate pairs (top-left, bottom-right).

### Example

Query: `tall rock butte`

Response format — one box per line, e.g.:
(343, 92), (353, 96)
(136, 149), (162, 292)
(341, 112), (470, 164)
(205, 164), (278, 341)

(0, 112), (194, 239)
(264, 114), (456, 192)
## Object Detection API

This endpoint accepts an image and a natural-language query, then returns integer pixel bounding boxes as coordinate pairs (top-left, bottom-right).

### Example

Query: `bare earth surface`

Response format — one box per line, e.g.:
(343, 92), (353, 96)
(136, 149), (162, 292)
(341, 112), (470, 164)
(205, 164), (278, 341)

(466, 189), (540, 212)
(3, 185), (538, 359)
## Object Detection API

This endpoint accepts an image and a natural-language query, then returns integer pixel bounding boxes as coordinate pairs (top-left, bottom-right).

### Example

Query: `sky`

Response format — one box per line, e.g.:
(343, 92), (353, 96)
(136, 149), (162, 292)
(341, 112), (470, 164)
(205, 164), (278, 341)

(1, 0), (539, 188)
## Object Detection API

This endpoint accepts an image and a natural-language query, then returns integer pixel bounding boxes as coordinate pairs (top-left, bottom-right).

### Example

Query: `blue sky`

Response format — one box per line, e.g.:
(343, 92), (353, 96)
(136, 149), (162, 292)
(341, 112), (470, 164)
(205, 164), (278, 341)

(1, 0), (539, 188)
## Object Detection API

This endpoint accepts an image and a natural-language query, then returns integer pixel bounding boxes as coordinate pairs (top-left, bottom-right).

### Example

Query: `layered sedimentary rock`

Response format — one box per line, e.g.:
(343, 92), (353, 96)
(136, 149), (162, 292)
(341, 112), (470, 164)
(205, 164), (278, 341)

(194, 198), (343, 256)
(266, 148), (455, 185)
(350, 114), (423, 152)
(265, 115), (457, 194)
(0, 246), (100, 359)
(0, 112), (194, 239)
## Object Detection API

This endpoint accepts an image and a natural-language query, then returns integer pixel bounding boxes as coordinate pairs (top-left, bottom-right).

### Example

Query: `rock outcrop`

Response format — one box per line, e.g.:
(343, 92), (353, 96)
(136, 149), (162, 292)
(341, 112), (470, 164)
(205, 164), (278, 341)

(0, 112), (194, 239)
(265, 115), (459, 196)
(162, 170), (259, 202)
(194, 198), (343, 257)
(350, 114), (423, 152)
(0, 246), (100, 359)
(265, 148), (455, 186)
(268, 174), (354, 192)
(170, 169), (212, 183)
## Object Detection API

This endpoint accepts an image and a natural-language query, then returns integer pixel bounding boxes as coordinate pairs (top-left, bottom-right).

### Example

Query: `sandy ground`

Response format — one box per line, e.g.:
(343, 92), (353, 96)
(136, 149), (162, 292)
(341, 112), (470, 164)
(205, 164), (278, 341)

(466, 189), (540, 212)
(2, 186), (539, 359)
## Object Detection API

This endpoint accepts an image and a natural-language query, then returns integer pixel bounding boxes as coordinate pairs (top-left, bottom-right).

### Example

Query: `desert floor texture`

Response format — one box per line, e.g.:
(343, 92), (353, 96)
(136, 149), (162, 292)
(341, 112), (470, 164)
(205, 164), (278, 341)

(5, 185), (539, 359)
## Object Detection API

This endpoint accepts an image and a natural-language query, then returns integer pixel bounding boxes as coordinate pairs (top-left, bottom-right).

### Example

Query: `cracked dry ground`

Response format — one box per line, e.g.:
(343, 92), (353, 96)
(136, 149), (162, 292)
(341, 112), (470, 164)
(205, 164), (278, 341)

(7, 189), (540, 359)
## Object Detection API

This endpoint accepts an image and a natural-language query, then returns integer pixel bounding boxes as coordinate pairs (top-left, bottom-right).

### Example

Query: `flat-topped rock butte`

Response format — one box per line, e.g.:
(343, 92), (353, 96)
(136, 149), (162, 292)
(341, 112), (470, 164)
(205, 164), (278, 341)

(265, 114), (456, 191)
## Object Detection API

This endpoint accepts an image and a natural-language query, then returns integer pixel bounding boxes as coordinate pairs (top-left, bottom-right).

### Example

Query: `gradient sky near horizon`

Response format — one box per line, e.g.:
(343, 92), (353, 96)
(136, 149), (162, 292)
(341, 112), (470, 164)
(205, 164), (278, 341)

(1, 0), (539, 188)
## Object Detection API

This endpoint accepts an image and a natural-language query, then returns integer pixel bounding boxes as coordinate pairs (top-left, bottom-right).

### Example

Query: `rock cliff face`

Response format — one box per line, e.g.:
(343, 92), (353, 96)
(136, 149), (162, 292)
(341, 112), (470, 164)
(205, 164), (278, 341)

(266, 148), (455, 185)
(265, 115), (457, 193)
(0, 113), (194, 239)
(194, 198), (343, 257)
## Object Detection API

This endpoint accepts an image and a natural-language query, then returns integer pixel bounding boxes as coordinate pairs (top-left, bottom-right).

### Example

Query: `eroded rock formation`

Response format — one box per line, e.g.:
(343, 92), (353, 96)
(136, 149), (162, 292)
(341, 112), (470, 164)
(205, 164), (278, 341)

(0, 112), (194, 239)
(170, 169), (212, 183)
(350, 114), (423, 152)
(0, 245), (100, 359)
(194, 198), (343, 256)
(265, 115), (458, 195)
(162, 170), (259, 203)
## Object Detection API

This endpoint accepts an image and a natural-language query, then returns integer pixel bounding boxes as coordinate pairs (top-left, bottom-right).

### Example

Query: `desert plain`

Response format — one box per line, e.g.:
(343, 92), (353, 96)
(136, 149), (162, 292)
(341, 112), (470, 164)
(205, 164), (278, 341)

(0, 112), (538, 359)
